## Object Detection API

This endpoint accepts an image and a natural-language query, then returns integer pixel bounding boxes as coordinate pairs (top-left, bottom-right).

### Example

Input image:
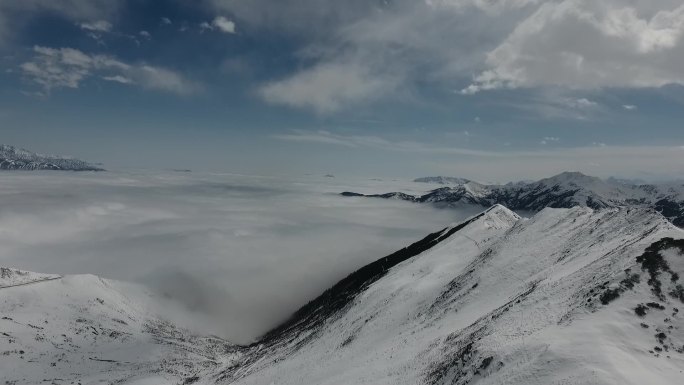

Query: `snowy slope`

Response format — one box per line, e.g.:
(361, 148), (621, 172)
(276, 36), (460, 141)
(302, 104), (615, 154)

(343, 172), (684, 227)
(213, 205), (684, 384)
(0, 273), (238, 385)
(0, 144), (103, 171)
(3, 205), (684, 384)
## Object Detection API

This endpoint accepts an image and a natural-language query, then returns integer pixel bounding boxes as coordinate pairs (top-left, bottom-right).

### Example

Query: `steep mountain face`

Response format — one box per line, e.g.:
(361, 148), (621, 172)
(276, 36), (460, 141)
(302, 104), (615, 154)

(3, 206), (684, 384)
(211, 205), (684, 385)
(343, 172), (684, 227)
(0, 144), (104, 171)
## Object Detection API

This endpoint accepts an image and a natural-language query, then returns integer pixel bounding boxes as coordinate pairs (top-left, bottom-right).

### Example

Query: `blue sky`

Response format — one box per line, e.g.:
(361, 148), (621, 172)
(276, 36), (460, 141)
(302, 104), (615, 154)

(1, 0), (684, 181)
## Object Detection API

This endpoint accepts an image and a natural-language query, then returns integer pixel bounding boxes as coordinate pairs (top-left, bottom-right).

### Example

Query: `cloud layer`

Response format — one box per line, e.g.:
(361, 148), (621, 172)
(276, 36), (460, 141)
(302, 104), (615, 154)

(0, 171), (465, 343)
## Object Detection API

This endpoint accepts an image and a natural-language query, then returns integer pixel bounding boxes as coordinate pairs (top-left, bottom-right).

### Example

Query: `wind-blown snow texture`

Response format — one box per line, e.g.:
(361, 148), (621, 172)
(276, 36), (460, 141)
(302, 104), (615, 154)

(0, 144), (103, 171)
(2, 205), (684, 384)
(343, 172), (684, 227)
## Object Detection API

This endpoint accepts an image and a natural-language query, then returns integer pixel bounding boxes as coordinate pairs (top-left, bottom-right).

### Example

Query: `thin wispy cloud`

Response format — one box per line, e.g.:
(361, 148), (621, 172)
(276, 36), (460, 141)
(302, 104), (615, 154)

(273, 130), (503, 156)
(20, 46), (199, 95)
(273, 129), (684, 179)
(78, 20), (112, 33)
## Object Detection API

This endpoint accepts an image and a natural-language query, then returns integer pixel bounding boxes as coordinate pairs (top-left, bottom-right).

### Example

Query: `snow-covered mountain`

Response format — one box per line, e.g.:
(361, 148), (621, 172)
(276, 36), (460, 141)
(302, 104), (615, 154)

(343, 172), (684, 227)
(0, 144), (104, 171)
(0, 267), (238, 385)
(3, 205), (684, 384)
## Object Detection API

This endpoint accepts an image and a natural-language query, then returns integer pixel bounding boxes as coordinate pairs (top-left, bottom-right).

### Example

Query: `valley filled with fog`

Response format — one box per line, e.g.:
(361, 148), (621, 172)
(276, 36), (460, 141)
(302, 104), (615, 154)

(0, 171), (475, 343)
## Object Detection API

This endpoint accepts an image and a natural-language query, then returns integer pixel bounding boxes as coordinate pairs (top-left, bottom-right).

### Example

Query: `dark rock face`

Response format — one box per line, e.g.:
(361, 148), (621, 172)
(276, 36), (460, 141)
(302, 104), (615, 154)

(342, 172), (684, 228)
(654, 199), (684, 227)
(0, 145), (103, 171)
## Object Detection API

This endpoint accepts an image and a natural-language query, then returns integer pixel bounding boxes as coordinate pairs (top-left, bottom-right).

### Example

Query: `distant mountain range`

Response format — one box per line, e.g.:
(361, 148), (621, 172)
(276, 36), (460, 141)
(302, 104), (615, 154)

(343, 171), (684, 227)
(0, 144), (104, 171)
(414, 176), (474, 185)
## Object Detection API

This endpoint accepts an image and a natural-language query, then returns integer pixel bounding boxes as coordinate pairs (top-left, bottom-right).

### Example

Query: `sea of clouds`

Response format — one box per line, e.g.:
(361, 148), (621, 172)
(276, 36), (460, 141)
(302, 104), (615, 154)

(0, 171), (480, 343)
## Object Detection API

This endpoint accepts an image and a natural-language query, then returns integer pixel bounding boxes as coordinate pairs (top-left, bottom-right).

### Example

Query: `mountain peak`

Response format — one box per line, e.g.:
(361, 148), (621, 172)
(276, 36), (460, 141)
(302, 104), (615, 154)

(541, 171), (604, 186)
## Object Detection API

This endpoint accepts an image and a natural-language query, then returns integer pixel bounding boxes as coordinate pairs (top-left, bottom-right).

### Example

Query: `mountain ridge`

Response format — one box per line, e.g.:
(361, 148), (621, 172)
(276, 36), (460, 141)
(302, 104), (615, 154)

(215, 204), (684, 384)
(343, 171), (684, 227)
(0, 144), (104, 171)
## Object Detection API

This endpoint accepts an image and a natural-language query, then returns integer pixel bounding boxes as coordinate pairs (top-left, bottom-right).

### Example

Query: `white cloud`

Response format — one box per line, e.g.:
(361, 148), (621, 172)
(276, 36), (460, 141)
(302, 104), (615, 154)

(102, 75), (132, 84)
(540, 136), (560, 145)
(211, 0), (524, 113)
(78, 20), (112, 32)
(134, 65), (199, 94)
(571, 98), (598, 108)
(139, 30), (151, 39)
(259, 62), (399, 114)
(161, 17), (172, 25)
(20, 46), (198, 95)
(623, 104), (638, 110)
(200, 16), (237, 34)
(212, 16), (236, 34)
(464, 0), (684, 93)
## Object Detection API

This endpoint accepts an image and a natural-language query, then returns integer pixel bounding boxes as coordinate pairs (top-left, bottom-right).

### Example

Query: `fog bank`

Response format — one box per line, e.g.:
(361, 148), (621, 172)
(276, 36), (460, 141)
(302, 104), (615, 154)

(0, 171), (479, 342)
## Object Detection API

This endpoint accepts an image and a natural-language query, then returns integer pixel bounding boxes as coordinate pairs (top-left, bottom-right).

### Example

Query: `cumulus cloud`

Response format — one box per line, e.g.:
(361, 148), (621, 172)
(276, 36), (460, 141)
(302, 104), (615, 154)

(20, 46), (199, 95)
(464, 0), (684, 93)
(212, 16), (236, 33)
(260, 62), (400, 114)
(211, 0), (527, 113)
(209, 0), (684, 112)
(200, 16), (237, 34)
